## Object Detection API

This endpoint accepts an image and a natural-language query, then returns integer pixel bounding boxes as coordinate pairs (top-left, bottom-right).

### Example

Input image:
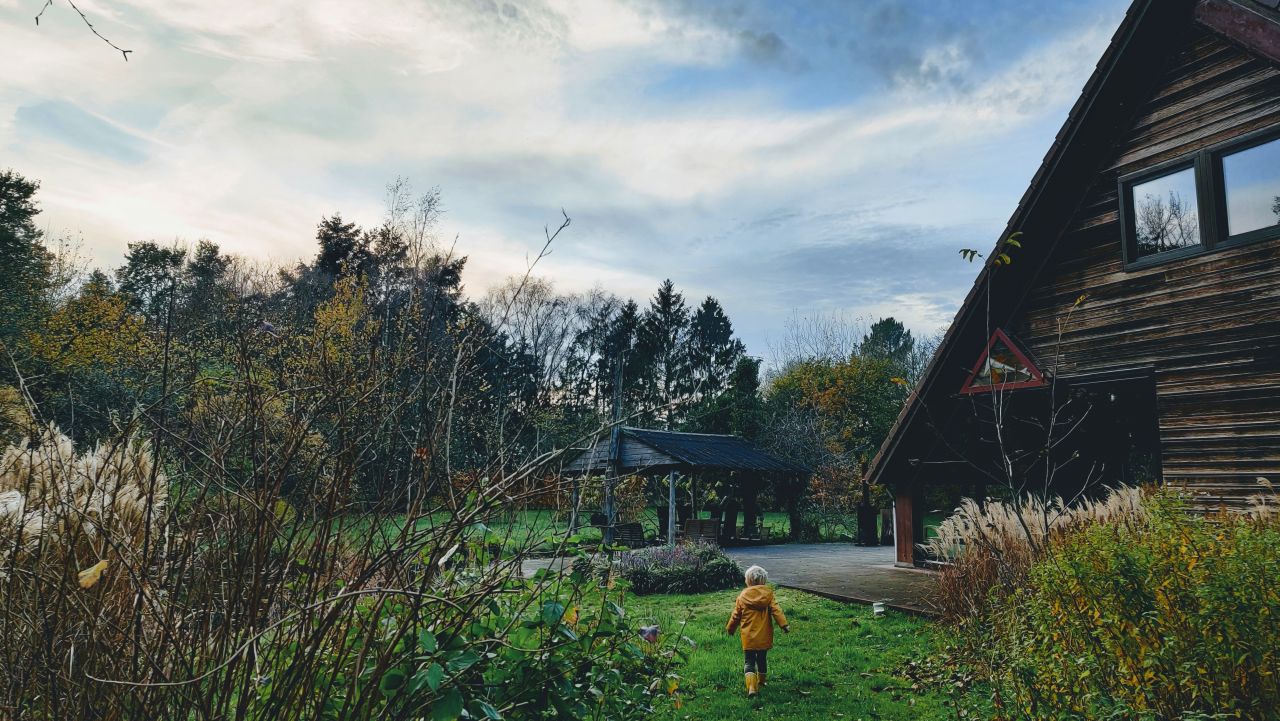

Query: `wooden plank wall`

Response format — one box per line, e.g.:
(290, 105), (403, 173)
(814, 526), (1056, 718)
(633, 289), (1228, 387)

(1016, 28), (1280, 505)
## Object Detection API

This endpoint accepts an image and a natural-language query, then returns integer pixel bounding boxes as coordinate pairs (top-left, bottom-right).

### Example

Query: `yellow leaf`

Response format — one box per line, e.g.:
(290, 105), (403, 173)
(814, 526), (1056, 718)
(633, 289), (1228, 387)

(78, 559), (108, 589)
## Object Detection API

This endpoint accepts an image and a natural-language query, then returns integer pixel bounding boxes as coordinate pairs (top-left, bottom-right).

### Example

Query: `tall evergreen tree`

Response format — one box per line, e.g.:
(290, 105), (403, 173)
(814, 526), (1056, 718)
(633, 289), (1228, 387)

(183, 240), (231, 333)
(315, 214), (367, 277)
(684, 356), (763, 439)
(279, 214), (370, 325)
(0, 170), (52, 350)
(638, 280), (690, 429)
(859, 317), (914, 371)
(601, 299), (643, 422)
(116, 241), (188, 329)
(687, 296), (746, 402)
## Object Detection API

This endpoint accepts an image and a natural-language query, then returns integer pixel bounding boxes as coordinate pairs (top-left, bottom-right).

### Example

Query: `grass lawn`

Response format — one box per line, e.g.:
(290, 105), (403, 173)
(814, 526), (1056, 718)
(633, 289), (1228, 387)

(923, 512), (947, 540)
(340, 505), (928, 557)
(349, 508), (797, 556)
(628, 588), (984, 721)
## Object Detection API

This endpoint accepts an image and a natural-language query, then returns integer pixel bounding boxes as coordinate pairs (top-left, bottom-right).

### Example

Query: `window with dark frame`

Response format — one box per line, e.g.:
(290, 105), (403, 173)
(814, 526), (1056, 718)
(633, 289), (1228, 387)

(1220, 135), (1280, 241)
(1119, 124), (1280, 269)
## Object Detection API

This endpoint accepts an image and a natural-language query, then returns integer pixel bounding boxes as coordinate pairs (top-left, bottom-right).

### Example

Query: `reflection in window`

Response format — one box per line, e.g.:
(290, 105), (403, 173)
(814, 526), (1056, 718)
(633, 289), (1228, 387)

(961, 330), (1045, 394)
(973, 336), (1036, 387)
(1131, 166), (1201, 258)
(1222, 136), (1280, 237)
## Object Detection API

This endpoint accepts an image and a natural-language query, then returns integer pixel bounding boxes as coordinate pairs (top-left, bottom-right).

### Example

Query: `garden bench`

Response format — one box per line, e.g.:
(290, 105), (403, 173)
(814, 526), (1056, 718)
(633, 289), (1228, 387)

(613, 522), (647, 549)
(680, 519), (720, 546)
(588, 515), (648, 548)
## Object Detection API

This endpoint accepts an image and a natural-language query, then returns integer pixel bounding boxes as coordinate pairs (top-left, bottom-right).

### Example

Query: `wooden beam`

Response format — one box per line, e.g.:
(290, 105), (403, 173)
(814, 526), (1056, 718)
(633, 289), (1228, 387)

(893, 492), (915, 567)
(1196, 0), (1280, 65)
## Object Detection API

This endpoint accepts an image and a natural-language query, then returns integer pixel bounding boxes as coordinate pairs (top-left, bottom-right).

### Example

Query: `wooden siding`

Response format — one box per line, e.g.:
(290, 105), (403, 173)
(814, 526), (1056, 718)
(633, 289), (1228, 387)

(1015, 28), (1280, 504)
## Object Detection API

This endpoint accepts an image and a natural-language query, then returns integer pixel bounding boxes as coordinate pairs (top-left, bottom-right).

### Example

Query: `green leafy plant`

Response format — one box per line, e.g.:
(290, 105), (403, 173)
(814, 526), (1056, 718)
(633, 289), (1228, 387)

(250, 568), (691, 721)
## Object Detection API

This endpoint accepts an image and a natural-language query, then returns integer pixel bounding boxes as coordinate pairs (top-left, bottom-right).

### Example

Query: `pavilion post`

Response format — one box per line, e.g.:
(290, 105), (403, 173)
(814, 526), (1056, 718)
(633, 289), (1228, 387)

(603, 353), (625, 547)
(568, 474), (582, 532)
(742, 472), (761, 538)
(667, 470), (677, 546)
(604, 427), (619, 547)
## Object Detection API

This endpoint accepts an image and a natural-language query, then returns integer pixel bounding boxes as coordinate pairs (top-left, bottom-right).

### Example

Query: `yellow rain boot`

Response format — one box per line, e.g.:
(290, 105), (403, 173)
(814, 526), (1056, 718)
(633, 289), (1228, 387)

(745, 672), (759, 697)
(758, 673), (767, 687)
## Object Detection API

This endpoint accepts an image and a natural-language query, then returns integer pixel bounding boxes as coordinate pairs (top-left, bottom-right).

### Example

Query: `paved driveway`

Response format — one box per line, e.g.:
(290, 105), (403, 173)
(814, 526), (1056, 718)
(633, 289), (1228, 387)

(723, 544), (936, 615)
(524, 543), (938, 615)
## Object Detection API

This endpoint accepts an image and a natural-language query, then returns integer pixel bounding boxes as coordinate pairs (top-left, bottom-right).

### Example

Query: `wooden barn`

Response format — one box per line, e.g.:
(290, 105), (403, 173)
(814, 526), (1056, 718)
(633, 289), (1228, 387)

(867, 0), (1280, 566)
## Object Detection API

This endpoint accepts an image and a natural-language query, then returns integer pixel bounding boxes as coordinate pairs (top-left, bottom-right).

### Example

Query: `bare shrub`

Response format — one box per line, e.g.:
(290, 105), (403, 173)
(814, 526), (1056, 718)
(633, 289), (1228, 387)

(0, 209), (688, 720)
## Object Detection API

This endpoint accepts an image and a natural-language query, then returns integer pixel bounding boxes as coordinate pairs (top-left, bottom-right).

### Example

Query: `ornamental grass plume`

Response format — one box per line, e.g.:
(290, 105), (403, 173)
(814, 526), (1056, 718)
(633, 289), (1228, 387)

(0, 423), (167, 572)
(924, 485), (1147, 621)
(1246, 477), (1279, 521)
(0, 423), (170, 720)
(924, 485), (1146, 564)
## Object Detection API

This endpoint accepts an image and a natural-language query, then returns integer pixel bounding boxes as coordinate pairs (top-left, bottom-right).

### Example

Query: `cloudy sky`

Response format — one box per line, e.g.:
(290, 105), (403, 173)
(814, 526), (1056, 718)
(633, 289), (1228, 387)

(1, 0), (1128, 353)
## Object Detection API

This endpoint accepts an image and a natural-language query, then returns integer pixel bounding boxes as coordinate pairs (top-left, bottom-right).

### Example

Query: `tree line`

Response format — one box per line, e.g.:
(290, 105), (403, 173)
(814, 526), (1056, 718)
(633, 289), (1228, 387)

(1, 168), (935, 528)
(0, 171), (759, 507)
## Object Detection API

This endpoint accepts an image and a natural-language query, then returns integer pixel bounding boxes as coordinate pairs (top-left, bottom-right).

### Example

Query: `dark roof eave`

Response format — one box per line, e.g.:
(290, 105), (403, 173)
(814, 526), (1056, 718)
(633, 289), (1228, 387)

(560, 427), (811, 475)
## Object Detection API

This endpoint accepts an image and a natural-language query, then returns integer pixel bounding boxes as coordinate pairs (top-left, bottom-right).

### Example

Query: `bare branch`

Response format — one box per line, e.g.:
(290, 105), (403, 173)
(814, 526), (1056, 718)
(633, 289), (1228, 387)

(34, 0), (132, 61)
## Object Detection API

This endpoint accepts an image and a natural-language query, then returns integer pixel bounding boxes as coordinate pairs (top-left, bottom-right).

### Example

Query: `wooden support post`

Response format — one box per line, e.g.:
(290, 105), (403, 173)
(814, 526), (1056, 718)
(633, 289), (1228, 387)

(722, 494), (739, 545)
(604, 426), (619, 547)
(569, 475), (580, 532)
(603, 353), (625, 547)
(894, 490), (914, 567)
(742, 473), (760, 538)
(667, 470), (677, 547)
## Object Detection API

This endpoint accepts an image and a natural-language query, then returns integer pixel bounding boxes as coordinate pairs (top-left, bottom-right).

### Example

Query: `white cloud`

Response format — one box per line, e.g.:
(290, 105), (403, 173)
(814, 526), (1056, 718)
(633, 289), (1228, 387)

(0, 0), (1122, 351)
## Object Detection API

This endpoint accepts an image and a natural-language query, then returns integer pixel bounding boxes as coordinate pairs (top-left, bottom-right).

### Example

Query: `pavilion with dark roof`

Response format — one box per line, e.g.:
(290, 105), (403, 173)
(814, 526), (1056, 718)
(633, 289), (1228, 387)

(563, 427), (809, 545)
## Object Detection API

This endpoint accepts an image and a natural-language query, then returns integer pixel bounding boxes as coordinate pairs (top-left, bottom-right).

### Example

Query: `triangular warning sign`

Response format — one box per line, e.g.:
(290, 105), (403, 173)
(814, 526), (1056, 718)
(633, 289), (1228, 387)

(960, 329), (1047, 394)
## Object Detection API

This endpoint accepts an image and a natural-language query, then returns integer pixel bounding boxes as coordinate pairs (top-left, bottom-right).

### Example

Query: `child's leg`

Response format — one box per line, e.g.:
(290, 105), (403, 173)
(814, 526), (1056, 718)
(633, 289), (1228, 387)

(743, 651), (762, 695)
(757, 651), (768, 685)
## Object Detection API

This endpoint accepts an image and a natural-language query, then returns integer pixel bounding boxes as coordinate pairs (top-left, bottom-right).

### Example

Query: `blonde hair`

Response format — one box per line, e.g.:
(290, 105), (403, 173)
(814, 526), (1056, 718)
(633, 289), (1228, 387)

(745, 565), (768, 586)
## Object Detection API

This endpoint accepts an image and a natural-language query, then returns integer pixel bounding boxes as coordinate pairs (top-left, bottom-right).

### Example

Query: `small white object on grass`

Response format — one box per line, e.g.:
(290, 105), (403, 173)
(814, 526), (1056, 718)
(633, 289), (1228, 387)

(872, 602), (885, 617)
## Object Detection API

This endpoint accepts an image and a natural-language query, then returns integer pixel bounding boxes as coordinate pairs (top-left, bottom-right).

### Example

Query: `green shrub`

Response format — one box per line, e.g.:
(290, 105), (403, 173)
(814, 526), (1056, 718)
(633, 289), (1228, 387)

(984, 492), (1280, 720)
(587, 543), (744, 596)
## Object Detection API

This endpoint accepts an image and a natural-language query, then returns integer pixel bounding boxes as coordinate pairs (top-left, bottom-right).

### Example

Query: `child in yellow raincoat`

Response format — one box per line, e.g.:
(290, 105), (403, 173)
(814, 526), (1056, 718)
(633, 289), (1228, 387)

(725, 565), (789, 697)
